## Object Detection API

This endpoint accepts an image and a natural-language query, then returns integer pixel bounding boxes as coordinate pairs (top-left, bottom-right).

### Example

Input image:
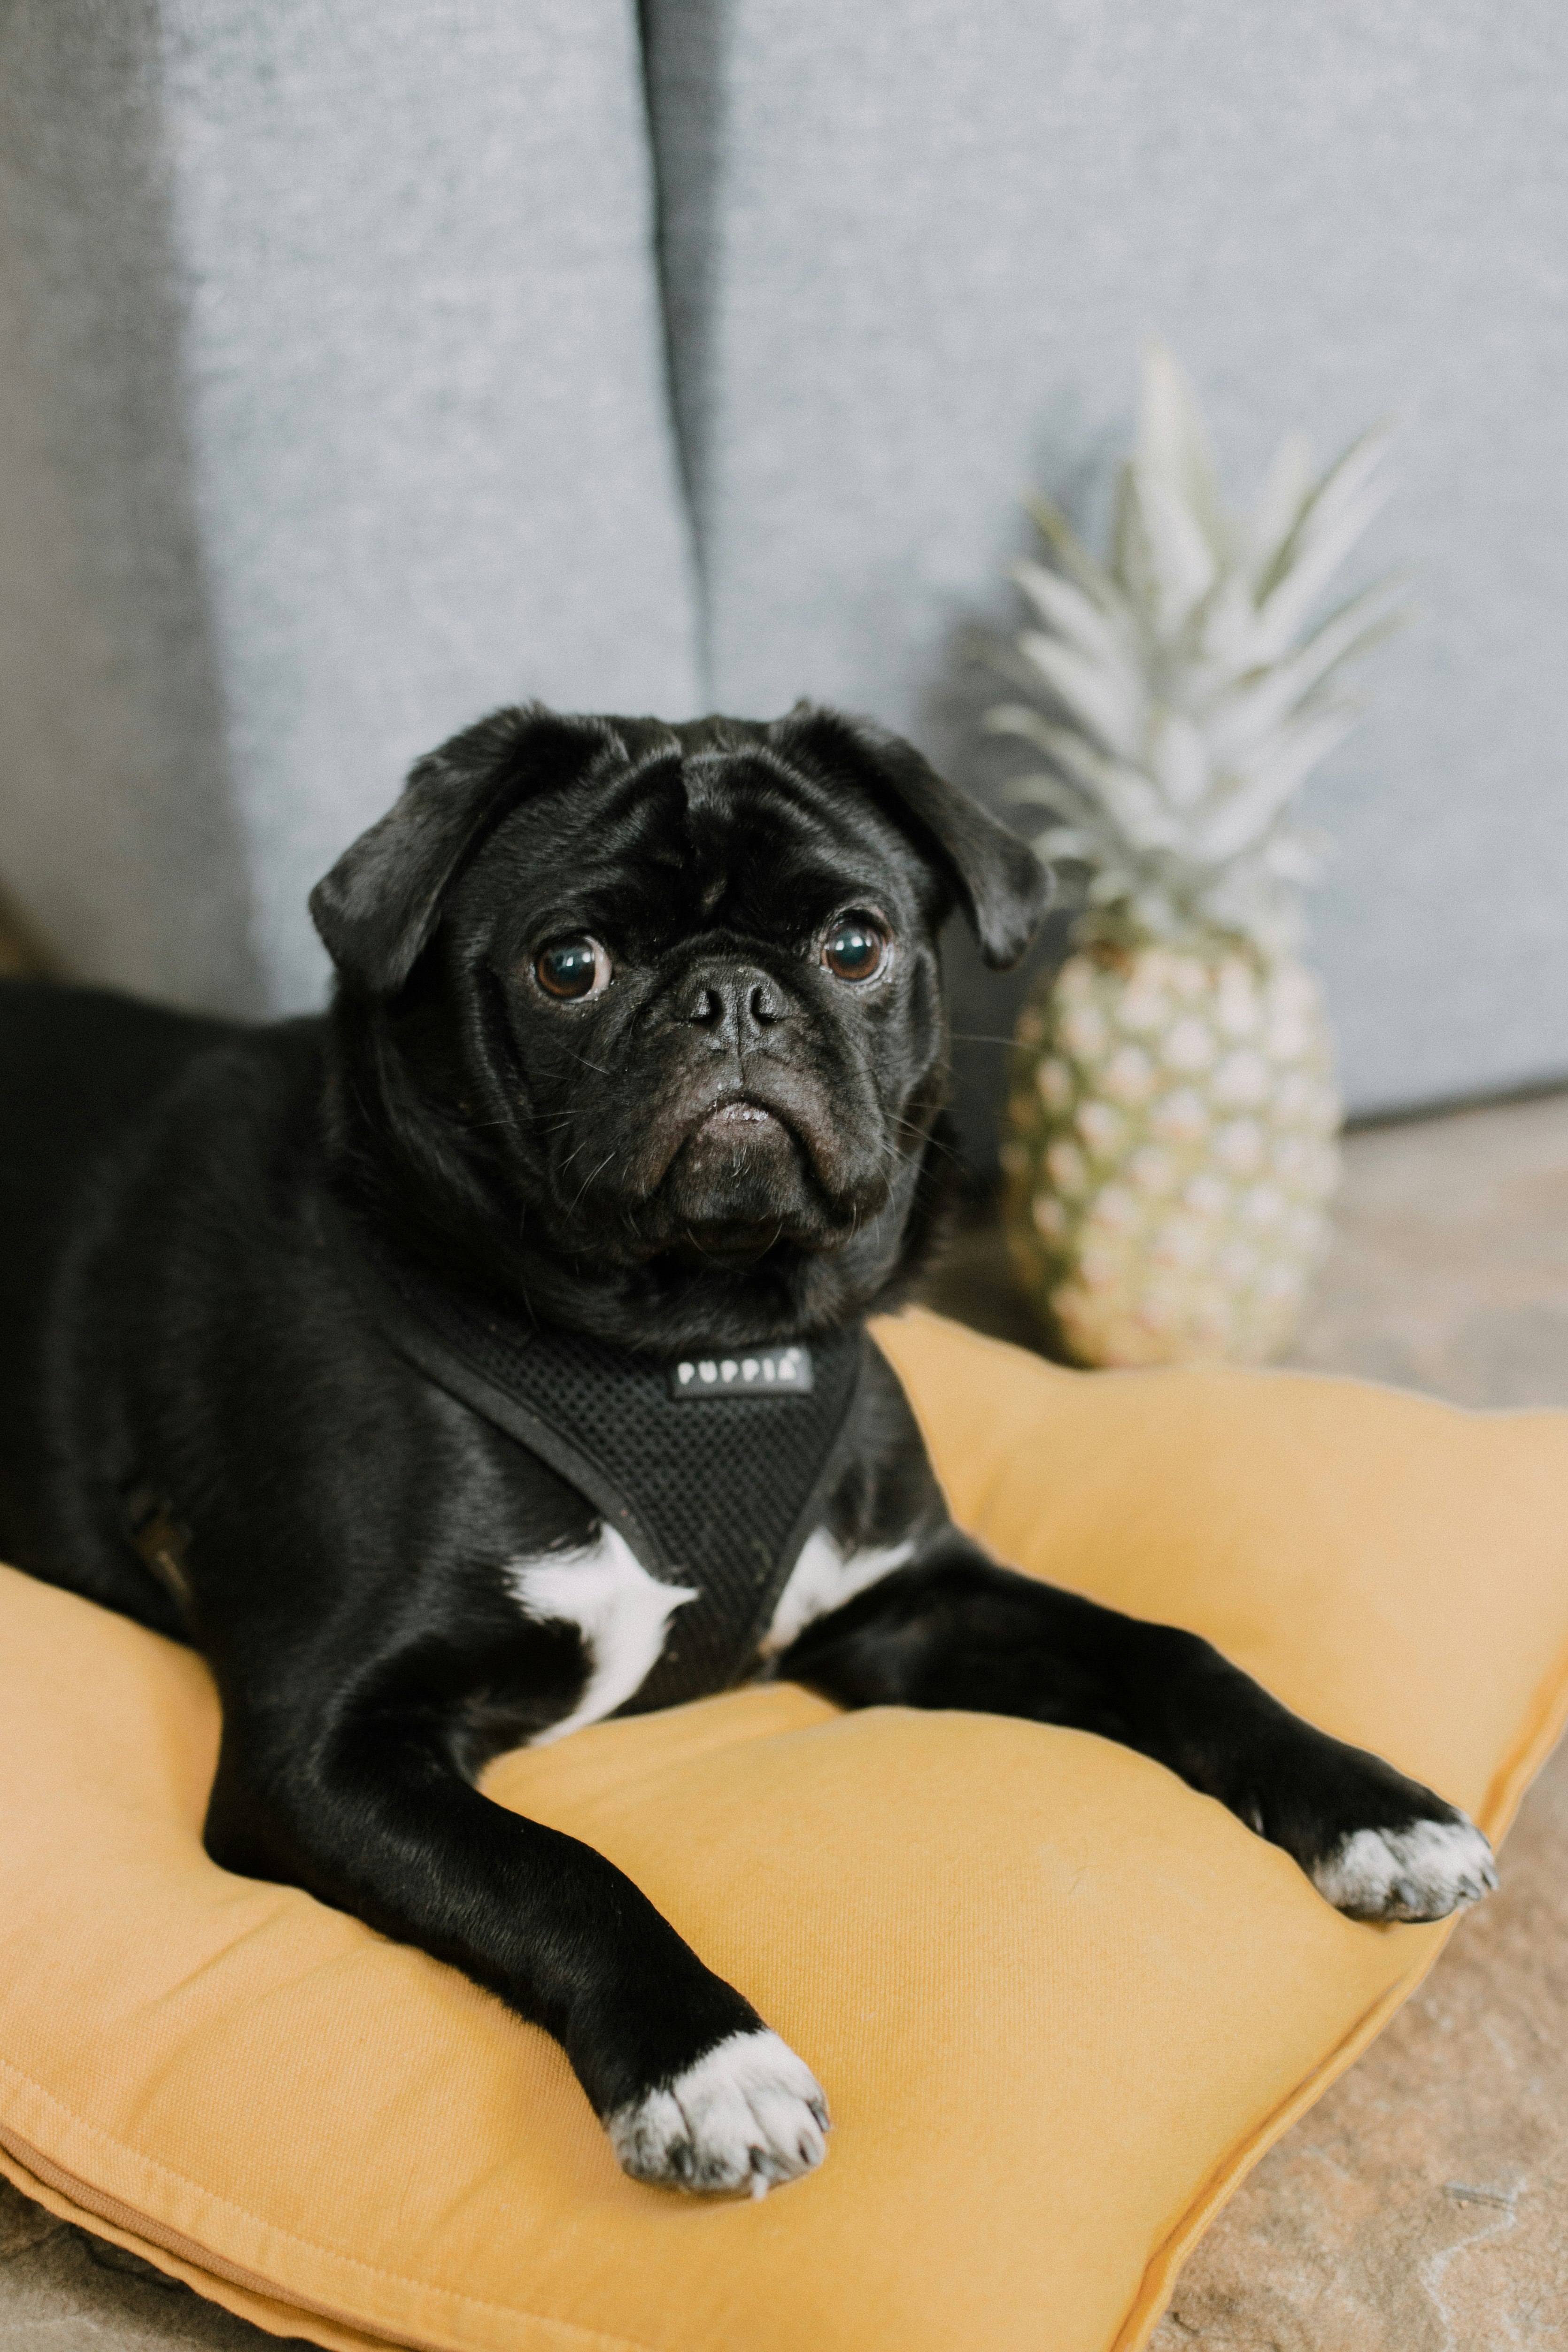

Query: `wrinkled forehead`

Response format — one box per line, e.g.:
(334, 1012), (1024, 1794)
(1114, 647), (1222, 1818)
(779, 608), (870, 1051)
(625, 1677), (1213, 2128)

(468, 739), (945, 945)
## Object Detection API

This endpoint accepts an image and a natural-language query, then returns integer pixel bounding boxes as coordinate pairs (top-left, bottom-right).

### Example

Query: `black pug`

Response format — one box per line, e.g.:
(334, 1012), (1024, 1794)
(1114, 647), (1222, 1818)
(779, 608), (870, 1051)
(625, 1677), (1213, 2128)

(0, 704), (1496, 2198)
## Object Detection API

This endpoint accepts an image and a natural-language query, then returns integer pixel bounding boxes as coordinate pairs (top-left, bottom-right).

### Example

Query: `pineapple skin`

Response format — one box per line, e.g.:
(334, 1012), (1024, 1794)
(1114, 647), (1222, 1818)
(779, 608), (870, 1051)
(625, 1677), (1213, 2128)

(1003, 943), (1342, 1368)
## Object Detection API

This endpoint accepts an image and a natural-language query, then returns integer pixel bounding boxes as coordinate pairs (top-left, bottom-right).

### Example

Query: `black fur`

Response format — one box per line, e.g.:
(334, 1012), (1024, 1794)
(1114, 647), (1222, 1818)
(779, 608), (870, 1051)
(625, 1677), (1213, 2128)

(0, 703), (1490, 2195)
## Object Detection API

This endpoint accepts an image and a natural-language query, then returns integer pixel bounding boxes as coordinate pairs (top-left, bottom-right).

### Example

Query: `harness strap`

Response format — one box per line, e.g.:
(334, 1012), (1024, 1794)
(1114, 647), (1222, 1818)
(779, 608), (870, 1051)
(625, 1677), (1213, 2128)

(327, 1205), (868, 1709)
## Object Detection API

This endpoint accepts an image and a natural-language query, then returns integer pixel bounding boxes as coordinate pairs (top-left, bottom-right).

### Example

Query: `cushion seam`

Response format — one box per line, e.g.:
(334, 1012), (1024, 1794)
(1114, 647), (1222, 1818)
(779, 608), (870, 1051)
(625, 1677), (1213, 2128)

(1106, 1932), (1457, 2351)
(1110, 1638), (1568, 2352)
(0, 2055), (663, 2352)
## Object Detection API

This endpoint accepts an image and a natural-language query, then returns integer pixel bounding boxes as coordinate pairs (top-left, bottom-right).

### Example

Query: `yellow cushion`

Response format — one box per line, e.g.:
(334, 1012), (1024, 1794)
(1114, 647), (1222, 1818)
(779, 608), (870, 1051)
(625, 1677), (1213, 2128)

(3, 1308), (1567, 2352)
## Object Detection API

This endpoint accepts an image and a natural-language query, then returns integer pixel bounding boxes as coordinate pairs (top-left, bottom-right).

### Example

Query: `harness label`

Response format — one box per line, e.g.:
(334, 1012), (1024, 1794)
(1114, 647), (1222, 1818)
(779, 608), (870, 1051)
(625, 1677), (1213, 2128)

(667, 1345), (814, 1400)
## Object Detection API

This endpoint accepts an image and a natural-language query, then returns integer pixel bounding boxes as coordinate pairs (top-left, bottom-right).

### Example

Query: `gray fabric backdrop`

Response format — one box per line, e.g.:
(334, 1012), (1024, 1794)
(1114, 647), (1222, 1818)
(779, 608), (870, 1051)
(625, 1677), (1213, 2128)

(3, 1), (1565, 1147)
(646, 0), (1568, 1130)
(0, 0), (700, 1014)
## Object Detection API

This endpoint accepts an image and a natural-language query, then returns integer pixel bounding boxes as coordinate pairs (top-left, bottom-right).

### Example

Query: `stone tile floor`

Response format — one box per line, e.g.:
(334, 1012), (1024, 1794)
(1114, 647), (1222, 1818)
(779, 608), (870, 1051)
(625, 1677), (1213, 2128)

(4, 1090), (1567, 2347)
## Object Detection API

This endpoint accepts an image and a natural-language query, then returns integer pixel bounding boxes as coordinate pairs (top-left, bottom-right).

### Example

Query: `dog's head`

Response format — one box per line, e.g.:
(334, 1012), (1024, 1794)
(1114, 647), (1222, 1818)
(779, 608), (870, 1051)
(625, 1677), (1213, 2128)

(312, 704), (1047, 1345)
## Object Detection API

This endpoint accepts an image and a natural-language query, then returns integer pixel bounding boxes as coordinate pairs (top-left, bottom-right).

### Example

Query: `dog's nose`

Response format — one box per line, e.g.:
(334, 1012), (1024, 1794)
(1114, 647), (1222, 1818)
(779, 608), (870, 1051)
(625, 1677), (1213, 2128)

(672, 965), (788, 1044)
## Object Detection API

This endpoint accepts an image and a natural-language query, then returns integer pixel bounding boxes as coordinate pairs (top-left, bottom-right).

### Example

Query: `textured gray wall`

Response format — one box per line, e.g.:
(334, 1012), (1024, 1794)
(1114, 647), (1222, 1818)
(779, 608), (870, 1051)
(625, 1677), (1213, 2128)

(1, 0), (702, 1013)
(645, 0), (1568, 1132)
(0, 2), (258, 1011)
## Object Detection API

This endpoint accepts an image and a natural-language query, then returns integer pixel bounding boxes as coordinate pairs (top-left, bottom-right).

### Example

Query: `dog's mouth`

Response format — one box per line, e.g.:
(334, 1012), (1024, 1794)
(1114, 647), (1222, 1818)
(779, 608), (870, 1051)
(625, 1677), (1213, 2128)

(536, 1066), (894, 1271)
(657, 1080), (811, 1181)
(689, 1098), (791, 1144)
(665, 1095), (802, 1243)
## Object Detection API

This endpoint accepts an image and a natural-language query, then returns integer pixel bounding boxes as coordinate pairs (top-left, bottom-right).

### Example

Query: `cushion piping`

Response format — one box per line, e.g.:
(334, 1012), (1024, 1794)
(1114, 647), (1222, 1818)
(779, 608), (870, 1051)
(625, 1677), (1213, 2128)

(1111, 1619), (1568, 2348)
(0, 2081), (661, 2352)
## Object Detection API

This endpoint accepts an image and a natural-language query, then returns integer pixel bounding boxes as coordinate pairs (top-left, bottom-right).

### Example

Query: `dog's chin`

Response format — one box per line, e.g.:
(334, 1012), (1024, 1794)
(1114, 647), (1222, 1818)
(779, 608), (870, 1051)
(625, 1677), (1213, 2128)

(660, 1105), (825, 1265)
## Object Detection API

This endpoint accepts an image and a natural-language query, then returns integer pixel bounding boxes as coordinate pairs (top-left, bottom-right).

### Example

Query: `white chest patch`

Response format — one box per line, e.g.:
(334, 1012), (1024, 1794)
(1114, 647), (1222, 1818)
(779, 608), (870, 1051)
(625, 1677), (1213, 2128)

(504, 1526), (697, 1744)
(761, 1528), (916, 1660)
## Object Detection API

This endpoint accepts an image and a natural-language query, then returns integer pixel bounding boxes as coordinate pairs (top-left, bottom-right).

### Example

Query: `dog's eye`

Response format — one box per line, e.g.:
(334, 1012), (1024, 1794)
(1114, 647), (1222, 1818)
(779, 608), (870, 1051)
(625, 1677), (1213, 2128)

(534, 936), (612, 1000)
(821, 913), (888, 983)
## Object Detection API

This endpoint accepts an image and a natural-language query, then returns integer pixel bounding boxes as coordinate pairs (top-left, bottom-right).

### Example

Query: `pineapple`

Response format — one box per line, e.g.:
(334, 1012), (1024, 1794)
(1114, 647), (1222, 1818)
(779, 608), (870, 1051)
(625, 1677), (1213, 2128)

(991, 342), (1403, 1367)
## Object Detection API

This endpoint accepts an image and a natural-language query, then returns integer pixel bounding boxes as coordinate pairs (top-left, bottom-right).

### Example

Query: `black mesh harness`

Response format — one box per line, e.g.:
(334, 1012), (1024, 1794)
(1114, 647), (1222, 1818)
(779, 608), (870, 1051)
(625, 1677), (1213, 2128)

(335, 1215), (869, 1712)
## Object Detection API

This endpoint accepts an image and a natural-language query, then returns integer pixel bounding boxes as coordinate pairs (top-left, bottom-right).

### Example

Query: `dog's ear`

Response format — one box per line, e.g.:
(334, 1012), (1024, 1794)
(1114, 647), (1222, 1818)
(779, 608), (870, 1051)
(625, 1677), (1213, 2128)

(309, 704), (612, 995)
(772, 705), (1050, 969)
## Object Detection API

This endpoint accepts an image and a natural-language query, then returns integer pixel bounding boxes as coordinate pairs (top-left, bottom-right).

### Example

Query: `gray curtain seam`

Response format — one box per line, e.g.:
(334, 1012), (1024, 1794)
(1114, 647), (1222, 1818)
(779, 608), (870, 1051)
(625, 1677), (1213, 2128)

(636, 0), (729, 711)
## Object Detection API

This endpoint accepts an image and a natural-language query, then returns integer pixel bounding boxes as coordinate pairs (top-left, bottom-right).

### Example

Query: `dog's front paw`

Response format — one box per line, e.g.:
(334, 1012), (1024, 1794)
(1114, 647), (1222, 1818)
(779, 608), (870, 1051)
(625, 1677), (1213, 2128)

(606, 2028), (831, 2196)
(1312, 1812), (1498, 1923)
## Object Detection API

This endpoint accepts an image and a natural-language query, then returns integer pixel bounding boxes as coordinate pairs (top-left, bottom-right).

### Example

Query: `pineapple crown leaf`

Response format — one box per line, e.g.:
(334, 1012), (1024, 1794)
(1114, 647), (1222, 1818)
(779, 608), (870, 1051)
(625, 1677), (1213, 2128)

(984, 341), (1406, 952)
(1022, 494), (1127, 611)
(1010, 558), (1128, 665)
(1257, 418), (1396, 572)
(1136, 335), (1227, 557)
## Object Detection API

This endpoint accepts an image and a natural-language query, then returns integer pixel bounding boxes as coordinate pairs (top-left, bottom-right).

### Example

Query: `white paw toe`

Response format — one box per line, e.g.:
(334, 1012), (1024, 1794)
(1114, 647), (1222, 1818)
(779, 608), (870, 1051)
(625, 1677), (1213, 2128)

(606, 2028), (831, 2195)
(1313, 1814), (1498, 1922)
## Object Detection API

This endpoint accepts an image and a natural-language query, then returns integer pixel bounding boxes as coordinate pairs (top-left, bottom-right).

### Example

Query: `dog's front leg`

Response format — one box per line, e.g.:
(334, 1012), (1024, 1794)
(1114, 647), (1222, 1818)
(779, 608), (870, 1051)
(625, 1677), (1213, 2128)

(202, 1708), (828, 2194)
(776, 1532), (1497, 1925)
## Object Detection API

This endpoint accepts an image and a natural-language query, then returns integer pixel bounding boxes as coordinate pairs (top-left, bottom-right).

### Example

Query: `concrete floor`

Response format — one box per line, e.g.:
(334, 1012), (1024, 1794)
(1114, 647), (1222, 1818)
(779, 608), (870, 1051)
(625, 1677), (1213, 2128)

(4, 1092), (1568, 2347)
